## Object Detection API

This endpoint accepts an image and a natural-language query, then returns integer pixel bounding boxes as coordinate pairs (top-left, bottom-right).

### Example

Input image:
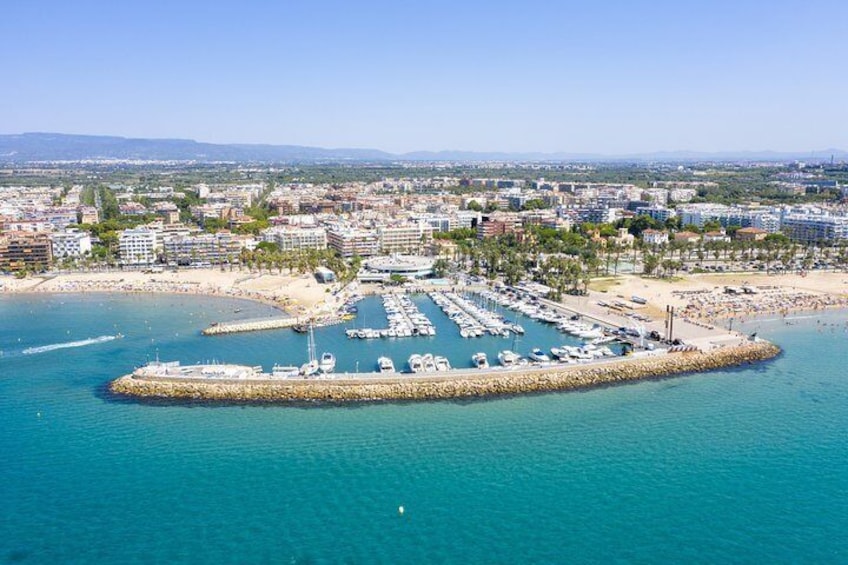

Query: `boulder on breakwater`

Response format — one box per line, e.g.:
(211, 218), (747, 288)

(108, 341), (781, 404)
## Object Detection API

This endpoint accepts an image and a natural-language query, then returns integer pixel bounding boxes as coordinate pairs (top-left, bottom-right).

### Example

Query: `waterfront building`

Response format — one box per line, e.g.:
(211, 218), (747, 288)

(315, 267), (336, 283)
(261, 226), (327, 251)
(50, 230), (92, 258)
(0, 232), (53, 271)
(361, 254), (435, 280)
(377, 222), (433, 254)
(162, 232), (244, 265)
(326, 226), (379, 258)
(119, 227), (158, 266)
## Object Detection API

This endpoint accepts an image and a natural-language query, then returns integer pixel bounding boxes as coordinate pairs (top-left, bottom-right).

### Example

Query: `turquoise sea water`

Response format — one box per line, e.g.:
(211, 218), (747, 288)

(1, 293), (847, 563)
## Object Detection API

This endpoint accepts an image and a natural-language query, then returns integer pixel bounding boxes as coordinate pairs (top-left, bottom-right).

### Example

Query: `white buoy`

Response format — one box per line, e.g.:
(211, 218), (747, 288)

(37, 412), (41, 418)
(398, 505), (404, 515)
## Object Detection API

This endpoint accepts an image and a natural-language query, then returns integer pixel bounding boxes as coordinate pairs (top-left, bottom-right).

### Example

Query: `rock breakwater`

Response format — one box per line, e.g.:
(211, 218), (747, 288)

(109, 341), (780, 404)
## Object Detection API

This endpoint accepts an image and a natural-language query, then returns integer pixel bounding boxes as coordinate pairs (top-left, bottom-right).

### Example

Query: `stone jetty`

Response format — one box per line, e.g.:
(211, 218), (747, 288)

(202, 316), (299, 335)
(109, 341), (780, 404)
(202, 313), (351, 335)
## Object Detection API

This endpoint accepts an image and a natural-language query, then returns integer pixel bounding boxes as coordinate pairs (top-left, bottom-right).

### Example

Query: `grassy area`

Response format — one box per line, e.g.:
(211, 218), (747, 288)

(588, 277), (622, 293)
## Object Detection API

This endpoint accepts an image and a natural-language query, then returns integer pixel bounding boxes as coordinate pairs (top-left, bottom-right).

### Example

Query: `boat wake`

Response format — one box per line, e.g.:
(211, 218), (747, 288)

(21, 335), (122, 356)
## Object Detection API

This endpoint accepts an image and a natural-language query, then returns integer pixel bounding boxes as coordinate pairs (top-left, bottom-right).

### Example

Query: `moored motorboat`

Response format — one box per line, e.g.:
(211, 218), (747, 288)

(408, 354), (423, 373)
(434, 355), (451, 371)
(472, 352), (489, 369)
(529, 348), (550, 362)
(498, 350), (520, 367)
(377, 356), (395, 373)
(422, 353), (437, 372)
(319, 352), (336, 373)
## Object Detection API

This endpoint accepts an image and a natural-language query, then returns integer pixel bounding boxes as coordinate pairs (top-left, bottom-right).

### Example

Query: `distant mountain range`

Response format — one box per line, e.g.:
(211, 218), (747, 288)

(0, 132), (845, 164)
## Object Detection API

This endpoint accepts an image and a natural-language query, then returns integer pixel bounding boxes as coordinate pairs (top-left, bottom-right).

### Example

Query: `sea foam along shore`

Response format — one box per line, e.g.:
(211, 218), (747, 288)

(109, 341), (780, 404)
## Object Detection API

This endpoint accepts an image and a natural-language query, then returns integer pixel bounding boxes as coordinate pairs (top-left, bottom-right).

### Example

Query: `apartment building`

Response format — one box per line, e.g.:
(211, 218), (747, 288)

(261, 226), (327, 251)
(162, 232), (245, 265)
(119, 227), (158, 265)
(326, 227), (380, 258)
(377, 222), (433, 253)
(50, 230), (92, 258)
(0, 233), (53, 271)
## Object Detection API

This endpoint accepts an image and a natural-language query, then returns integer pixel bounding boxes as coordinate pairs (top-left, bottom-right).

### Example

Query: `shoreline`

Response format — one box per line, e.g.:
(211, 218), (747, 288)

(108, 340), (780, 405)
(0, 269), (341, 317)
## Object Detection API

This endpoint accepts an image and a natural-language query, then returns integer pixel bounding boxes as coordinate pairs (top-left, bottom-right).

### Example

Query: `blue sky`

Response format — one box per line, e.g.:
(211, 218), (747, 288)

(2, 0), (846, 153)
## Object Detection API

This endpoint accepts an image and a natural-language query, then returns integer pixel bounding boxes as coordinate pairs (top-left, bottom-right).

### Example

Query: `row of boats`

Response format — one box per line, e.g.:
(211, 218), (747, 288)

(407, 353), (452, 373)
(428, 291), (524, 338)
(345, 293), (436, 339)
(274, 341), (619, 379)
(478, 289), (620, 341)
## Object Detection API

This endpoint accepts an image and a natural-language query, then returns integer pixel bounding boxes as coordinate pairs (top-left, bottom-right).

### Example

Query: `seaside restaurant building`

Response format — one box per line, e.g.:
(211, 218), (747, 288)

(315, 267), (336, 284)
(358, 254), (434, 282)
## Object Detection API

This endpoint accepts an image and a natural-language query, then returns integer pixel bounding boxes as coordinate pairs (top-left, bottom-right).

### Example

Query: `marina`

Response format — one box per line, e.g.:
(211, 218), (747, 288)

(194, 292), (635, 377)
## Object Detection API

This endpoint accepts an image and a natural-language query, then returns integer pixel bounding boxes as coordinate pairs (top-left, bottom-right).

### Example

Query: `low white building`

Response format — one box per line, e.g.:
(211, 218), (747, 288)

(50, 230), (92, 258)
(642, 229), (669, 246)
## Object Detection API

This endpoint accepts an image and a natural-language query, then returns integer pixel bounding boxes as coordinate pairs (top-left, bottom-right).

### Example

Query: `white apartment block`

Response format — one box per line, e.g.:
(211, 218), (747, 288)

(327, 227), (380, 258)
(377, 222), (433, 254)
(119, 227), (158, 265)
(261, 226), (327, 251)
(780, 213), (848, 244)
(50, 230), (92, 258)
(642, 229), (669, 246)
(163, 233), (245, 265)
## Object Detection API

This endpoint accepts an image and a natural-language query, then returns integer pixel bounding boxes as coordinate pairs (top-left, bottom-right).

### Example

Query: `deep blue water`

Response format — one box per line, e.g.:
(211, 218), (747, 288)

(1, 293), (846, 563)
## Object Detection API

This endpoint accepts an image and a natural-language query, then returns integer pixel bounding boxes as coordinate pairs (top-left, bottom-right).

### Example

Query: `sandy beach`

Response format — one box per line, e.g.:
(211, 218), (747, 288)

(0, 269), (337, 316)
(586, 271), (848, 321)
(3, 269), (846, 332)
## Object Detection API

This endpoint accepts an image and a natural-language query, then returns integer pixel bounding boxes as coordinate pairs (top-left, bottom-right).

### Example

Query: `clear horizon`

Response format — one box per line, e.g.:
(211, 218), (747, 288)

(2, 0), (846, 154)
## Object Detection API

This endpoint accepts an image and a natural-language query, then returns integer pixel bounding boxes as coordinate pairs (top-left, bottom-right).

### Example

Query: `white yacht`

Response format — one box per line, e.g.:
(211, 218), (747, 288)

(408, 354), (423, 373)
(529, 348), (550, 363)
(319, 352), (336, 373)
(422, 353), (437, 372)
(300, 325), (320, 376)
(434, 355), (451, 372)
(472, 352), (489, 369)
(498, 350), (520, 367)
(300, 359), (320, 376)
(550, 347), (568, 360)
(377, 356), (395, 373)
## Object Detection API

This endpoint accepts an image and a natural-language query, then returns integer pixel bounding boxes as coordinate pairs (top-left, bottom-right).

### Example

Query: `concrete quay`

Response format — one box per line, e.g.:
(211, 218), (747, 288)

(109, 341), (780, 404)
